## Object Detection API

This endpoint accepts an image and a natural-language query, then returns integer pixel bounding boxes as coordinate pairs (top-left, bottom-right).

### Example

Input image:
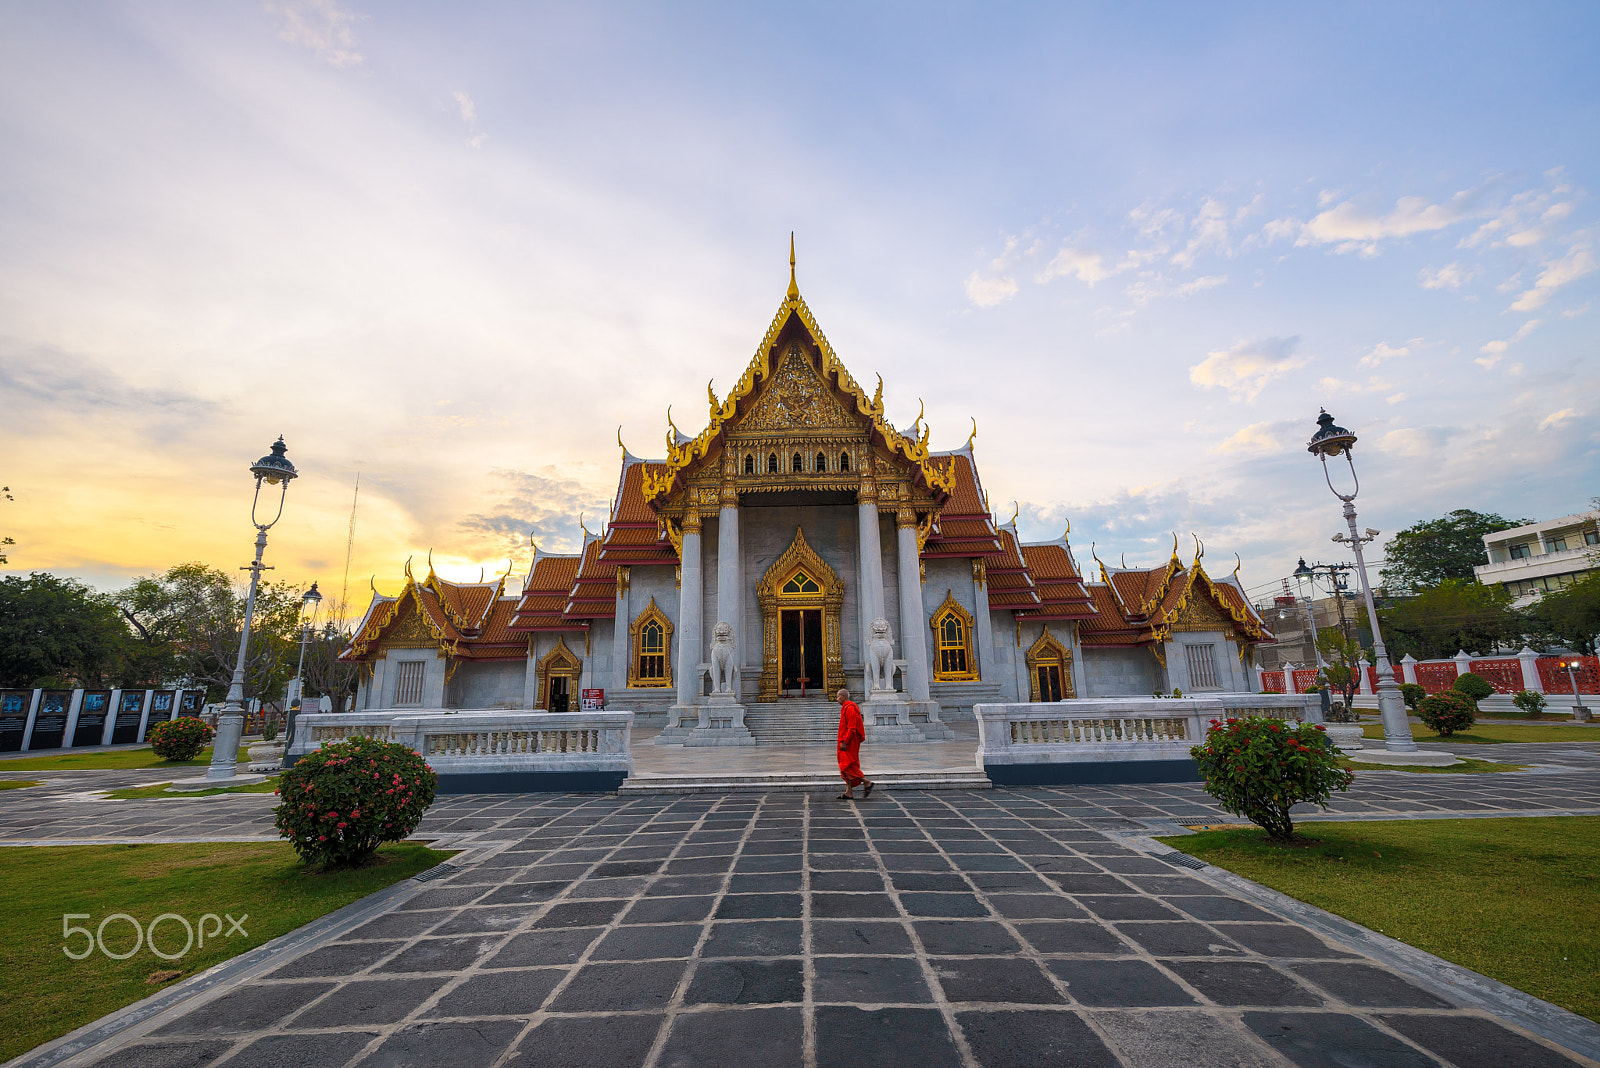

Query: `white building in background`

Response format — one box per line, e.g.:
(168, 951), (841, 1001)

(1474, 511), (1600, 608)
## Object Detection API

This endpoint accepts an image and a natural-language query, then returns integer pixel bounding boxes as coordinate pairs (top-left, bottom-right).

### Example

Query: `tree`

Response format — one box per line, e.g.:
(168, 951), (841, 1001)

(299, 622), (361, 709)
(1314, 629), (1366, 719)
(1, 485), (13, 565)
(117, 563), (305, 703)
(1525, 571), (1600, 654)
(1379, 578), (1521, 660)
(0, 574), (127, 687)
(1380, 509), (1531, 591)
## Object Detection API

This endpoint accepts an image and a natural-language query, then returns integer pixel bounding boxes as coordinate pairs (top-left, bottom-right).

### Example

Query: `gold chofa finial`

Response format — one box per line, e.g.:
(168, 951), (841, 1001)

(1062, 518), (1071, 536)
(966, 417), (977, 451)
(617, 425), (626, 454)
(787, 233), (799, 300)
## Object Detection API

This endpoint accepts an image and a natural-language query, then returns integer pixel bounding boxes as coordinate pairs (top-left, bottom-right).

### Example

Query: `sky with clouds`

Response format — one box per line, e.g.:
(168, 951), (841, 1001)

(2, 1), (1596, 619)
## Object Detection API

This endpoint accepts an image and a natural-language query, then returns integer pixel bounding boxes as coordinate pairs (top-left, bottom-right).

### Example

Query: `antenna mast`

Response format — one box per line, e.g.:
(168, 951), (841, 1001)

(338, 473), (360, 628)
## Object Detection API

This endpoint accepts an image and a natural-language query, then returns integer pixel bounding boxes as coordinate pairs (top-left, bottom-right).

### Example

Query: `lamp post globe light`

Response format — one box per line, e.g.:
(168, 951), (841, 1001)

(206, 436), (298, 781)
(1306, 410), (1417, 753)
(1565, 659), (1592, 721)
(285, 581), (323, 751)
(1290, 557), (1326, 669)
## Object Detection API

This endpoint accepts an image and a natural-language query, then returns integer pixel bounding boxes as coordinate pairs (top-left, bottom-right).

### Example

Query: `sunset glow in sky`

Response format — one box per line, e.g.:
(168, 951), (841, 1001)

(3, 2), (1597, 618)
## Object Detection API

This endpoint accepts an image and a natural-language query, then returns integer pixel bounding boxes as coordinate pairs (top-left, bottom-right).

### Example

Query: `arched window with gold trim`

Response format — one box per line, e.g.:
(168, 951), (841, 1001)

(629, 598), (673, 687)
(816, 451), (827, 473)
(767, 452), (779, 473)
(1025, 628), (1075, 702)
(744, 453), (755, 474)
(792, 451), (804, 472)
(839, 451), (850, 472)
(929, 591), (978, 681)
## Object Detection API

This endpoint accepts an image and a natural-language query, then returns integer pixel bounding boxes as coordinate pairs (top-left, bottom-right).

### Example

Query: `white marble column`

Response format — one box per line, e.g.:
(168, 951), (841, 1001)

(971, 560), (995, 683)
(676, 512), (704, 708)
(612, 566), (631, 693)
(716, 491), (741, 692)
(895, 509), (931, 701)
(857, 481), (886, 660)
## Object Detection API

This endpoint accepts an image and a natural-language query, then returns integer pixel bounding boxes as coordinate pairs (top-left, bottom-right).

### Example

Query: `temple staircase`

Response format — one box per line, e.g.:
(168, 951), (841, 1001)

(741, 699), (847, 746)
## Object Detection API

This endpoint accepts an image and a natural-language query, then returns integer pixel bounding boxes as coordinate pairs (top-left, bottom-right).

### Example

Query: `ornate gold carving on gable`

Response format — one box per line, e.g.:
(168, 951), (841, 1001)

(383, 604), (440, 647)
(740, 344), (856, 432)
(1168, 592), (1232, 632)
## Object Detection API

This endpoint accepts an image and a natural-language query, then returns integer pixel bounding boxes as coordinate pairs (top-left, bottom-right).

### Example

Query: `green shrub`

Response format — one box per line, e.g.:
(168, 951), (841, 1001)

(1399, 683), (1427, 709)
(274, 735), (437, 868)
(1190, 716), (1353, 841)
(146, 717), (214, 762)
(1418, 691), (1476, 736)
(261, 716), (279, 743)
(1512, 689), (1547, 718)
(1452, 672), (1495, 704)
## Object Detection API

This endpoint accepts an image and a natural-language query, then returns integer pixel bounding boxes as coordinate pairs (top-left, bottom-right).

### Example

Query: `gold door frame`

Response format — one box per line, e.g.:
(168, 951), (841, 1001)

(757, 526), (844, 702)
(1025, 626), (1075, 701)
(536, 636), (583, 711)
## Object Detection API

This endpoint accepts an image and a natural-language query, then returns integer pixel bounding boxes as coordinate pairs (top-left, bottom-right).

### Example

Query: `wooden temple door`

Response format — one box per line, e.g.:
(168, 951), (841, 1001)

(1036, 664), (1063, 703)
(781, 609), (824, 694)
(549, 675), (571, 714)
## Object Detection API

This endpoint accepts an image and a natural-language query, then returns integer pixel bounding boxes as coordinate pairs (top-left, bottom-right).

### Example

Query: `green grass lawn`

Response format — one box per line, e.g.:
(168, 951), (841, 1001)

(1160, 817), (1600, 1024)
(0, 841), (450, 1062)
(0, 745), (251, 772)
(1361, 722), (1600, 744)
(106, 780), (281, 800)
(1340, 755), (1526, 774)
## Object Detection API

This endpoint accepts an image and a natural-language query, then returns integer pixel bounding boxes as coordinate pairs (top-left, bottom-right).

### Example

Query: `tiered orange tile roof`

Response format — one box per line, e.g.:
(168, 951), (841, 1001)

(922, 450), (1002, 558)
(983, 527), (1041, 611)
(1017, 540), (1097, 621)
(565, 537), (618, 620)
(600, 456), (680, 566)
(510, 553), (585, 631)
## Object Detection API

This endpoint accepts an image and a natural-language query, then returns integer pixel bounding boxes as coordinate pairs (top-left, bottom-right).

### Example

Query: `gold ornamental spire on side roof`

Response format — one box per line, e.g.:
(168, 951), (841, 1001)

(787, 232), (799, 300)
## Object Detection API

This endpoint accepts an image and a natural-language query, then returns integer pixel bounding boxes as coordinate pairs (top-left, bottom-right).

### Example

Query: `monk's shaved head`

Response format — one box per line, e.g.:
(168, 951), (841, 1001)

(836, 689), (849, 701)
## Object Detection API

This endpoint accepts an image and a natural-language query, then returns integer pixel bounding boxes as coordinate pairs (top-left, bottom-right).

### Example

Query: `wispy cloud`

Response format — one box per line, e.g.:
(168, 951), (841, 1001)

(1539, 408), (1581, 430)
(964, 270), (1018, 307)
(1036, 247), (1111, 285)
(1477, 319), (1541, 368)
(1189, 336), (1307, 402)
(1359, 341), (1410, 368)
(1211, 421), (1282, 455)
(1418, 263), (1473, 290)
(1510, 239), (1596, 311)
(1293, 184), (1490, 255)
(453, 89), (486, 149)
(458, 468), (608, 554)
(264, 0), (364, 68)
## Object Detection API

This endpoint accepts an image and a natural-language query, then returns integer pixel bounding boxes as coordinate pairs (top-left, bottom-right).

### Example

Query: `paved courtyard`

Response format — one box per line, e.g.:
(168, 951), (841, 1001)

(3, 744), (1600, 1067)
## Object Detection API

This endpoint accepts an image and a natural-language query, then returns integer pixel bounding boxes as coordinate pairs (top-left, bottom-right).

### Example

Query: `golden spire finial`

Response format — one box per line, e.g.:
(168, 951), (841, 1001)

(1062, 518), (1071, 536)
(708, 379), (721, 418)
(1120, 552), (1127, 568)
(1232, 552), (1242, 580)
(404, 555), (413, 581)
(667, 405), (681, 440)
(787, 232), (799, 300)
(966, 417), (977, 451)
(617, 425), (627, 455)
(1008, 501), (1019, 527)
(1192, 533), (1204, 564)
(1171, 533), (1180, 560)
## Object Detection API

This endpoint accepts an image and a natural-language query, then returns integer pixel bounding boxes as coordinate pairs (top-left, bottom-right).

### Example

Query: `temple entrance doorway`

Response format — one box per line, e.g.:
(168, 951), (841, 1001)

(548, 675), (571, 714)
(537, 637), (583, 714)
(780, 608), (824, 695)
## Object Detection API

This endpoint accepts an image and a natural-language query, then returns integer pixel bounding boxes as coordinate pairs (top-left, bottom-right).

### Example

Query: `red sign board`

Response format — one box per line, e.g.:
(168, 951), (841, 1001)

(580, 689), (605, 711)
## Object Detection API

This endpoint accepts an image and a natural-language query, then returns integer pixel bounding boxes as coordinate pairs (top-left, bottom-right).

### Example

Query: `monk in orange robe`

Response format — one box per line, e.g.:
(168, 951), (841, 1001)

(835, 688), (872, 800)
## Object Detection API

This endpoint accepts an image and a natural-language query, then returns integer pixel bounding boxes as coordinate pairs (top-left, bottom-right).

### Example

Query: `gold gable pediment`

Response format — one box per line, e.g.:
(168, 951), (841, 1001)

(737, 344), (858, 433)
(1169, 592), (1232, 632)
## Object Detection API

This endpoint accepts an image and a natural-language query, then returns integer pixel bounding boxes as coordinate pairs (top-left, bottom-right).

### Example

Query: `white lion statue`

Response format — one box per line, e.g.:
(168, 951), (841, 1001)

(710, 620), (737, 695)
(867, 617), (895, 692)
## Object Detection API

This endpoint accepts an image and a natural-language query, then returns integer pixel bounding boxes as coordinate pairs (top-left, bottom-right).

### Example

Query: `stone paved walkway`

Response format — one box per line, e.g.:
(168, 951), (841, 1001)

(13, 788), (1595, 1068)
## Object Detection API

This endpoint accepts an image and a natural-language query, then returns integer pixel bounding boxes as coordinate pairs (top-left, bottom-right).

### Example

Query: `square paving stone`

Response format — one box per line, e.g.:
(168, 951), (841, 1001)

(1121, 874), (1216, 895)
(268, 940), (401, 978)
(1076, 895), (1185, 921)
(1291, 962), (1454, 1008)
(931, 957), (1065, 1004)
(90, 1040), (232, 1068)
(912, 920), (1022, 956)
(965, 871), (1054, 892)
(511, 1013), (664, 1068)
(700, 920), (803, 957)
(152, 982), (333, 1034)
(813, 957), (934, 1004)
(622, 895), (715, 924)
(685, 958), (804, 1005)
(566, 876), (651, 899)
(393, 886), (485, 911)
(676, 841), (739, 858)
(1114, 921), (1245, 957)
(957, 1010), (1120, 1068)
(360, 1019), (525, 1068)
(645, 875), (725, 897)
(657, 1006), (803, 1068)
(665, 855), (736, 875)
(533, 900), (628, 929)
(900, 892), (989, 917)
(888, 871), (968, 892)
(376, 935), (496, 974)
(1046, 873), (1132, 894)
(880, 853), (955, 871)
(548, 959), (688, 1012)
(811, 892), (901, 918)
(729, 871), (803, 893)
(1376, 1012), (1588, 1067)
(950, 854), (1029, 872)
(715, 893), (802, 919)
(1030, 857), (1105, 874)
(1168, 895), (1284, 922)
(482, 880), (567, 905)
(815, 1007), (962, 1068)
(345, 910), (447, 940)
(483, 927), (602, 968)
(987, 895), (1087, 920)
(291, 977), (450, 1027)
(426, 967), (565, 1016)
(590, 923), (703, 960)
(1094, 1010), (1285, 1068)
(810, 920), (914, 956)
(811, 870), (885, 892)
(428, 905), (541, 935)
(736, 853), (804, 872)
(1047, 960), (1198, 1006)
(222, 1031), (378, 1068)
(1166, 960), (1323, 1006)
(1220, 923), (1356, 959)
(1243, 1011), (1436, 1067)
(1098, 855), (1186, 874)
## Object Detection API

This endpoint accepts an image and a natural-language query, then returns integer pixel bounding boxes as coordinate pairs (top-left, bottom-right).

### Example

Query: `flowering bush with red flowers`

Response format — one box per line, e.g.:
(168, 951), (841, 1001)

(1190, 716), (1353, 842)
(273, 735), (437, 868)
(1417, 691), (1476, 736)
(147, 716), (215, 762)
